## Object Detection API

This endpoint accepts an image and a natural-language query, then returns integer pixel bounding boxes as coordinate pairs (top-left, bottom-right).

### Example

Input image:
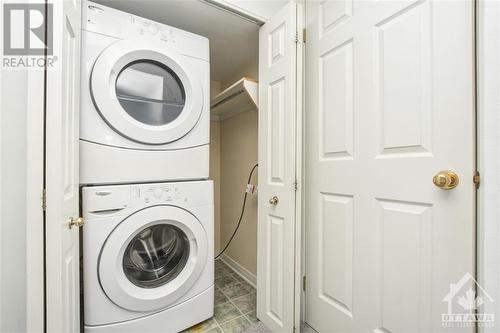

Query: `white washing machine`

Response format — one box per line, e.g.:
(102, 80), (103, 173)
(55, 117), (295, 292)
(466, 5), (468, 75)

(82, 181), (214, 332)
(80, 2), (210, 185)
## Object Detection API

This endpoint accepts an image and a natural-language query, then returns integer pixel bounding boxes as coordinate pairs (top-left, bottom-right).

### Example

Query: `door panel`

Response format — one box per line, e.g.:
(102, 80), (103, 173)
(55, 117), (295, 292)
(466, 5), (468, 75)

(269, 77), (286, 184)
(46, 0), (82, 332)
(318, 193), (354, 318)
(305, 1), (475, 332)
(257, 2), (299, 332)
(375, 1), (432, 156)
(320, 39), (354, 160)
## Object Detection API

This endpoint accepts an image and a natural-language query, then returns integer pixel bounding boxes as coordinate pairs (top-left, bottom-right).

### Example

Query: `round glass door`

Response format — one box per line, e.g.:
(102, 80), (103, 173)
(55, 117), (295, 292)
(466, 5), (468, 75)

(115, 61), (186, 127)
(98, 205), (208, 312)
(91, 39), (204, 145)
(123, 224), (189, 288)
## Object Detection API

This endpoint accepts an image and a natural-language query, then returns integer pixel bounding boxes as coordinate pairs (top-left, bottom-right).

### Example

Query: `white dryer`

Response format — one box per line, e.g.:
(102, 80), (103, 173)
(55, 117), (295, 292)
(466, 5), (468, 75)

(82, 180), (214, 332)
(80, 2), (210, 185)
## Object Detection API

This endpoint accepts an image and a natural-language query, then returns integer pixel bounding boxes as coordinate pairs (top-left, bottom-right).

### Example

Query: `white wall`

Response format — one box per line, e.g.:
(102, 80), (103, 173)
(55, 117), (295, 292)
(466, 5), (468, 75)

(219, 110), (258, 275)
(478, 2), (500, 331)
(0, 68), (44, 333)
(221, 61), (258, 90)
(1, 70), (28, 333)
(0, 3), (45, 329)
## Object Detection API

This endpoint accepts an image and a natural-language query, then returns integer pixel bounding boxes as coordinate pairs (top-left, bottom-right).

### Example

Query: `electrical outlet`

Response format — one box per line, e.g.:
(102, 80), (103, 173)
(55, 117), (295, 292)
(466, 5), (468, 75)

(246, 184), (258, 195)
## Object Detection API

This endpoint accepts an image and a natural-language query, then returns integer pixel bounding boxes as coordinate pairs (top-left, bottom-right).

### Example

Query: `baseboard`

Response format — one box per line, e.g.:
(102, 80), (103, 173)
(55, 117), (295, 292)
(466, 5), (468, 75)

(219, 254), (257, 288)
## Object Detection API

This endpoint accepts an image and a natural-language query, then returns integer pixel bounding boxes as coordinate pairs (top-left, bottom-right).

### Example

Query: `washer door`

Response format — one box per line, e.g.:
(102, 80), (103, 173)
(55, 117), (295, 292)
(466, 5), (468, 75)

(99, 205), (208, 312)
(91, 39), (203, 145)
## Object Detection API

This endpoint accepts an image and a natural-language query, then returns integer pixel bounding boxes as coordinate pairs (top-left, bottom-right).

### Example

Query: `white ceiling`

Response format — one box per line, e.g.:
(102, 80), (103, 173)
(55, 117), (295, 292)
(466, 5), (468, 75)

(92, 0), (263, 83)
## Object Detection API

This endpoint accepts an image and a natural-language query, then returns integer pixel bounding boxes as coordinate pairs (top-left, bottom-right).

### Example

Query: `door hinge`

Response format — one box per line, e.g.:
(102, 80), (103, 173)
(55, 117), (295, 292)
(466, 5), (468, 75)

(41, 188), (46, 211)
(294, 31), (299, 43)
(302, 275), (306, 291)
(294, 180), (298, 191)
(302, 28), (306, 43)
(474, 171), (481, 189)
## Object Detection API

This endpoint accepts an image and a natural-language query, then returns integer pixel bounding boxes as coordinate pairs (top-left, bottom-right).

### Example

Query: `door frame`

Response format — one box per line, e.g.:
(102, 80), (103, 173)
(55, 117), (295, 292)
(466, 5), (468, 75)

(294, 2), (305, 330)
(477, 1), (500, 331)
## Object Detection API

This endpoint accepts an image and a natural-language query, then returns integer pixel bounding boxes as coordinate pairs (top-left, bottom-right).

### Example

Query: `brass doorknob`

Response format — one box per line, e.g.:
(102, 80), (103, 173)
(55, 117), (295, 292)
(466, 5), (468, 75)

(269, 196), (279, 206)
(68, 217), (84, 229)
(433, 170), (459, 190)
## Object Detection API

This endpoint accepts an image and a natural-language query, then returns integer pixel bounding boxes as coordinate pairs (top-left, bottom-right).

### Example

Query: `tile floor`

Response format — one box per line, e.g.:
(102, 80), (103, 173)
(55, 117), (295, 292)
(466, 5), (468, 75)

(183, 259), (257, 333)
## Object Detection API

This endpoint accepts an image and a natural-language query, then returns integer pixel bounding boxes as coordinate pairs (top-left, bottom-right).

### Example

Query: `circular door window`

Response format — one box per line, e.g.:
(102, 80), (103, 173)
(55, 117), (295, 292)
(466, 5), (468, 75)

(123, 224), (189, 288)
(98, 205), (208, 312)
(115, 61), (186, 126)
(91, 39), (204, 145)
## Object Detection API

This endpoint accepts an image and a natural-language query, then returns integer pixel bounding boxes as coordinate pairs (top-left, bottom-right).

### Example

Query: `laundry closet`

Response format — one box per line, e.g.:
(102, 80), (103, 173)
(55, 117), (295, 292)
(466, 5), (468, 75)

(73, 1), (297, 332)
(94, 0), (264, 285)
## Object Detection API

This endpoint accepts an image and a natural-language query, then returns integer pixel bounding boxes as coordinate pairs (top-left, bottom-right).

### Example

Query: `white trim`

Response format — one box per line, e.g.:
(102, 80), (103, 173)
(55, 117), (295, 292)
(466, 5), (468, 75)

(219, 254), (257, 288)
(202, 0), (267, 24)
(477, 1), (500, 332)
(294, 2), (305, 331)
(0, 8), (3, 326)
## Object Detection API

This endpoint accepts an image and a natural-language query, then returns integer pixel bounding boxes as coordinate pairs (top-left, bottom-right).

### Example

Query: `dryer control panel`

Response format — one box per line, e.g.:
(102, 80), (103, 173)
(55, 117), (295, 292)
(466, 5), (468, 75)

(82, 0), (209, 62)
(86, 4), (176, 43)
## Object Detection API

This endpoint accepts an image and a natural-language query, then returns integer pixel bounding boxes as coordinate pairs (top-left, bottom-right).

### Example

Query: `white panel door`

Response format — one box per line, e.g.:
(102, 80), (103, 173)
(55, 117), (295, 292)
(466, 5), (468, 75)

(257, 2), (300, 332)
(45, 0), (82, 332)
(305, 1), (475, 332)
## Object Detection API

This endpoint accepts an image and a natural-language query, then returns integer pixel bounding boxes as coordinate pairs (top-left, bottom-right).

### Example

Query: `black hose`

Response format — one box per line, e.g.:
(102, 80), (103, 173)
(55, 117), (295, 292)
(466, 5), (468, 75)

(215, 163), (258, 260)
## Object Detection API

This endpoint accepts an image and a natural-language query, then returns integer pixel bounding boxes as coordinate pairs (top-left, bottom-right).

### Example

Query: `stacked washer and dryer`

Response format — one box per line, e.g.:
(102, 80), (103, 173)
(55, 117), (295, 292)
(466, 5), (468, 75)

(80, 3), (213, 332)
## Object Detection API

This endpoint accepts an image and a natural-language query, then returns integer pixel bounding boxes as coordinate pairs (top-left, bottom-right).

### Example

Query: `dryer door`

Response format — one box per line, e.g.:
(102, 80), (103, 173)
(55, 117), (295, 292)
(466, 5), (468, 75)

(99, 205), (208, 312)
(91, 39), (203, 145)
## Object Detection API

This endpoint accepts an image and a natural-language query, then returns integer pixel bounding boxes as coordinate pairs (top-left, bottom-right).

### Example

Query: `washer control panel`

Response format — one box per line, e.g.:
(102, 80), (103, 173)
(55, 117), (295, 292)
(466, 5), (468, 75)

(131, 184), (187, 204)
(83, 181), (212, 215)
